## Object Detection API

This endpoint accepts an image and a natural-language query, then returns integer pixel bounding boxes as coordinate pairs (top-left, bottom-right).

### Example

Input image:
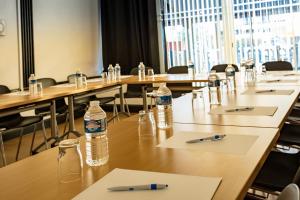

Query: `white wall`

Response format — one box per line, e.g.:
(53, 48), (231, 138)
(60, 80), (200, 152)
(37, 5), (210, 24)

(0, 0), (20, 89)
(32, 0), (101, 82)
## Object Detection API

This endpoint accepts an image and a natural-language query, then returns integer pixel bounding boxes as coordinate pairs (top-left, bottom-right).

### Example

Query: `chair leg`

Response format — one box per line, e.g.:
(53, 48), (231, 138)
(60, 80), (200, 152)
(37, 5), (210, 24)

(16, 128), (24, 161)
(0, 132), (7, 166)
(29, 124), (37, 155)
(41, 120), (49, 150)
(63, 113), (69, 139)
(113, 100), (119, 123)
(124, 98), (130, 115)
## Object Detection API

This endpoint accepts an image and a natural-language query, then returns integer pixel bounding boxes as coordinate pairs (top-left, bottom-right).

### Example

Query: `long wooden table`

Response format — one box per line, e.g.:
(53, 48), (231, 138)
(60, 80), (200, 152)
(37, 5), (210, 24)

(0, 115), (279, 200)
(0, 71), (299, 199)
(172, 85), (300, 128)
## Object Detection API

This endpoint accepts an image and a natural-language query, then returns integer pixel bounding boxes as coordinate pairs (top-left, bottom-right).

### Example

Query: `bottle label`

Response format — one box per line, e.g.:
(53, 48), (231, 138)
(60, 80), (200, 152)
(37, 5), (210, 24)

(156, 95), (172, 105)
(226, 71), (235, 77)
(208, 80), (220, 87)
(84, 119), (107, 134)
(30, 79), (37, 84)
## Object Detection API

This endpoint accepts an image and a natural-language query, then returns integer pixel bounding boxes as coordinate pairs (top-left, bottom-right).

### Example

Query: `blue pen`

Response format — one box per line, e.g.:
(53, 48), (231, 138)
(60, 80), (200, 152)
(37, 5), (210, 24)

(107, 184), (168, 191)
(186, 134), (226, 143)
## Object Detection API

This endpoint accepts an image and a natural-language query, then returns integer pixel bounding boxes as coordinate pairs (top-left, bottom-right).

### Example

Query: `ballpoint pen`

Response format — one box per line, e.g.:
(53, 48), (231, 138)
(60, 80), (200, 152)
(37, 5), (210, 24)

(107, 184), (168, 191)
(225, 107), (254, 112)
(266, 79), (281, 83)
(186, 134), (226, 144)
(283, 73), (296, 76)
(255, 89), (275, 93)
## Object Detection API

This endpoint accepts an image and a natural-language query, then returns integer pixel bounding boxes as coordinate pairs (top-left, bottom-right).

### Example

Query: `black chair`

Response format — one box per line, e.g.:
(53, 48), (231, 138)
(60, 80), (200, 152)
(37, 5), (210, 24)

(115, 67), (153, 112)
(250, 151), (300, 193)
(263, 61), (293, 71)
(33, 78), (84, 151)
(246, 183), (300, 200)
(211, 64), (239, 72)
(0, 85), (48, 166)
(167, 66), (194, 98)
(68, 74), (119, 122)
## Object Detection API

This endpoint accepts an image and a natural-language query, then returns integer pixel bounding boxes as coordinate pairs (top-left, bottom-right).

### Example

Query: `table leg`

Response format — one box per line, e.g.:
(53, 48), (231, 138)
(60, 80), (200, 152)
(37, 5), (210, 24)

(50, 99), (57, 138)
(119, 84), (125, 113)
(142, 85), (148, 112)
(63, 96), (81, 138)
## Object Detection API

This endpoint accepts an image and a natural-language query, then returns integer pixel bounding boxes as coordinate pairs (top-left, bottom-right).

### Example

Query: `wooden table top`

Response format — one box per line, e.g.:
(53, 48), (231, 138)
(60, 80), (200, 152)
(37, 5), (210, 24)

(0, 81), (119, 110)
(172, 85), (300, 128)
(121, 74), (209, 84)
(0, 115), (279, 200)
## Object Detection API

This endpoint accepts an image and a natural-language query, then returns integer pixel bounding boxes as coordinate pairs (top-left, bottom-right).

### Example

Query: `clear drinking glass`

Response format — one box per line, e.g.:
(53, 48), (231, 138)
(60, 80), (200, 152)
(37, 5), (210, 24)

(147, 69), (154, 76)
(138, 110), (156, 136)
(37, 82), (43, 96)
(101, 72), (108, 80)
(58, 139), (83, 183)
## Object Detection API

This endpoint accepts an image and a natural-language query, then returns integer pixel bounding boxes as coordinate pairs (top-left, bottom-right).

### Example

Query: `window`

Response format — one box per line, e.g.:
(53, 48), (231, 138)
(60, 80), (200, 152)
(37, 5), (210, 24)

(160, 0), (300, 71)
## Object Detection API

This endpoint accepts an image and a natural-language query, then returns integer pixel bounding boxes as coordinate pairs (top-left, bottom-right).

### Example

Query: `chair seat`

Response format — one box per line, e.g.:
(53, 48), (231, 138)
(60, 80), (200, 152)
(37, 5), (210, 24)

(17, 116), (43, 128)
(253, 151), (300, 192)
(115, 92), (142, 98)
(0, 116), (42, 130)
(279, 123), (300, 145)
(93, 96), (116, 105)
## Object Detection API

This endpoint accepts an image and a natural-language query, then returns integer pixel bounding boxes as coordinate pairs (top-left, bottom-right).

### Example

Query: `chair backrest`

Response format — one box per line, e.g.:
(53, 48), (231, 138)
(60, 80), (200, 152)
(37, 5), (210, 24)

(211, 64), (239, 72)
(0, 85), (21, 129)
(167, 66), (188, 74)
(278, 184), (300, 200)
(263, 61), (293, 71)
(127, 67), (154, 95)
(67, 74), (90, 105)
(67, 74), (87, 84)
(35, 78), (66, 114)
(129, 67), (153, 75)
(37, 78), (57, 88)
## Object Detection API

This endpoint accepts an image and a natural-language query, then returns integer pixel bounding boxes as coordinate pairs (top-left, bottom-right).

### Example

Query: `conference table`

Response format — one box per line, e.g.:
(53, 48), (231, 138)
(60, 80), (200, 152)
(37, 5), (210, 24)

(0, 115), (279, 200)
(0, 71), (300, 199)
(172, 85), (300, 128)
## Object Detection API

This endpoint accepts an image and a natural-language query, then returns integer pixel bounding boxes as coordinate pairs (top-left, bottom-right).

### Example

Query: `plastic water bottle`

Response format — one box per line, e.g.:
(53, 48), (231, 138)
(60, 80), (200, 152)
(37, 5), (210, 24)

(208, 72), (221, 105)
(28, 74), (38, 96)
(108, 64), (115, 81)
(261, 64), (267, 75)
(156, 83), (172, 129)
(187, 60), (195, 79)
(225, 64), (236, 91)
(84, 101), (109, 166)
(75, 69), (83, 88)
(115, 63), (121, 81)
(138, 62), (146, 80)
(245, 60), (256, 86)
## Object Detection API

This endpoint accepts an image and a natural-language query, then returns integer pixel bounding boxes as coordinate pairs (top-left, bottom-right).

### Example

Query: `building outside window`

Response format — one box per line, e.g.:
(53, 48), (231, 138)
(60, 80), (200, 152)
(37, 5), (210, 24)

(160, 0), (300, 72)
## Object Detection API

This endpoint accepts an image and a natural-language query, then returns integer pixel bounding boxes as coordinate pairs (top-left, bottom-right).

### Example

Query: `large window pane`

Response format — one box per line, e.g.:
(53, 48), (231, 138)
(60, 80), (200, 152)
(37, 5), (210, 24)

(161, 0), (225, 72)
(233, 0), (300, 69)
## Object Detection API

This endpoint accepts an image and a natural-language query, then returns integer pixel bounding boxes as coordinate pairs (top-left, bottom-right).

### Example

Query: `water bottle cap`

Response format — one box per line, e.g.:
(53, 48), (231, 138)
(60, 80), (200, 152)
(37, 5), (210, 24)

(90, 101), (100, 106)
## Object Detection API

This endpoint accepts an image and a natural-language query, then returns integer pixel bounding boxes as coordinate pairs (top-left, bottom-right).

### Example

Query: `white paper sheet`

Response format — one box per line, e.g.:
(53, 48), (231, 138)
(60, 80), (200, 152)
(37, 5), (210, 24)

(209, 106), (277, 116)
(72, 168), (222, 200)
(157, 132), (258, 155)
(242, 89), (294, 95)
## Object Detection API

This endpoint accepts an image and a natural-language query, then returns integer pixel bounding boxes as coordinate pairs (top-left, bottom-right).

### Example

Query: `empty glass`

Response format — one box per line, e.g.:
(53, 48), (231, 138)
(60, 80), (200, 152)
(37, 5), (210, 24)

(37, 82), (43, 96)
(147, 69), (154, 76)
(138, 110), (156, 136)
(58, 139), (83, 183)
(101, 72), (108, 80)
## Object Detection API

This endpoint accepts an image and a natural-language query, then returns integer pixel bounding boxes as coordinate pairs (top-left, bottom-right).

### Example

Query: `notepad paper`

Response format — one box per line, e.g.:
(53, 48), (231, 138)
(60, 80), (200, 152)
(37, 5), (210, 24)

(242, 89), (294, 95)
(209, 106), (277, 116)
(157, 132), (258, 155)
(258, 79), (298, 84)
(72, 169), (222, 200)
